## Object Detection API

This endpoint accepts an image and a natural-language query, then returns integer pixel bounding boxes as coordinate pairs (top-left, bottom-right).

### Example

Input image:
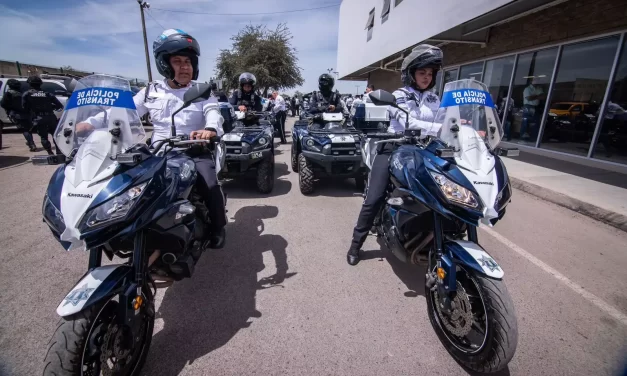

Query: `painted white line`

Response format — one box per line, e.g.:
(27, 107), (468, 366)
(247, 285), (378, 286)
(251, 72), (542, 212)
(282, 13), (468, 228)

(480, 225), (627, 327)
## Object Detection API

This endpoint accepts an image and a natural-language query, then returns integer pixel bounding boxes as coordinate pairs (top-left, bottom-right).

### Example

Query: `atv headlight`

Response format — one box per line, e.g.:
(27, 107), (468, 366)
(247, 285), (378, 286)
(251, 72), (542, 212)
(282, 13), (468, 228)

(82, 182), (148, 229)
(254, 137), (270, 150)
(258, 137), (268, 146)
(43, 194), (66, 234)
(429, 172), (480, 209)
(323, 144), (331, 155)
(304, 138), (321, 152)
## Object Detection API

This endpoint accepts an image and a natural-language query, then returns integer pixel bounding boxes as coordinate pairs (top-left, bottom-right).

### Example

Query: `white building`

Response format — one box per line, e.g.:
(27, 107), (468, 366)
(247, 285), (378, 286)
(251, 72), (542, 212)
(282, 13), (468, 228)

(336, 0), (627, 171)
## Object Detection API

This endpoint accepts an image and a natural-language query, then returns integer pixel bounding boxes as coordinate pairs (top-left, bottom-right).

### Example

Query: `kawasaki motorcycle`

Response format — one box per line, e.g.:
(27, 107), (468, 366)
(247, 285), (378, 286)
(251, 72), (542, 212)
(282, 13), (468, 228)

(34, 74), (222, 375)
(366, 80), (519, 373)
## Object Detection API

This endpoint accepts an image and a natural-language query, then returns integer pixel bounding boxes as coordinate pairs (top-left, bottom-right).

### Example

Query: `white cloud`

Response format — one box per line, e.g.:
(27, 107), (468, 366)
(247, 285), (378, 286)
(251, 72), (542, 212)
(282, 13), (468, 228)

(0, 0), (364, 93)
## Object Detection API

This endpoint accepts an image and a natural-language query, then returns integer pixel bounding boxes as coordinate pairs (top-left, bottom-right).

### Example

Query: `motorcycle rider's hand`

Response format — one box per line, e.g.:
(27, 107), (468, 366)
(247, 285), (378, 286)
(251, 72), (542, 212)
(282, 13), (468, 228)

(190, 130), (216, 140)
(75, 122), (95, 135)
(238, 105), (247, 112)
(328, 105), (336, 112)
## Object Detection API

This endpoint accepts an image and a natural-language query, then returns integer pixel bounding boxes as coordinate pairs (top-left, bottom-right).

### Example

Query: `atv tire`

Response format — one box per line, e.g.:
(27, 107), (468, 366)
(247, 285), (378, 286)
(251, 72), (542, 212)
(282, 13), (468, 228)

(291, 146), (299, 172)
(298, 154), (314, 194)
(256, 155), (275, 194)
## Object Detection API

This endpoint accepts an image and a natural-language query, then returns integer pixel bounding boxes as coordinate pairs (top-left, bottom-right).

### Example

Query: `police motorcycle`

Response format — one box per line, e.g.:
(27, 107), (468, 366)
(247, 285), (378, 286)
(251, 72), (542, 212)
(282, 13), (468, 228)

(365, 80), (519, 373)
(220, 109), (275, 193)
(33, 74), (223, 375)
(294, 112), (364, 194)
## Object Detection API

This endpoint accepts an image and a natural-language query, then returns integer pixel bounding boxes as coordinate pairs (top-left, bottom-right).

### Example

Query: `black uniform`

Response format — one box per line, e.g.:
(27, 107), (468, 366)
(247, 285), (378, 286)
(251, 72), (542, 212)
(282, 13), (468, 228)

(308, 90), (346, 115)
(1, 87), (36, 150)
(229, 89), (263, 112)
(22, 89), (63, 155)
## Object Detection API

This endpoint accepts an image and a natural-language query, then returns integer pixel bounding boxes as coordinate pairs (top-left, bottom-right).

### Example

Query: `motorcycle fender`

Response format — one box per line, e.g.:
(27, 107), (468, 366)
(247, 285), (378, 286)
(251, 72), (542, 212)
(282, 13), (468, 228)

(56, 264), (133, 317)
(445, 240), (504, 279)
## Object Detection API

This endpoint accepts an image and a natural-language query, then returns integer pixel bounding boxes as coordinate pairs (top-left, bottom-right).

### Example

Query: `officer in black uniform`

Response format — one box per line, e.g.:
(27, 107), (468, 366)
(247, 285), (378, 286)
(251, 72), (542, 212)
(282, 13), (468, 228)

(309, 74), (347, 116)
(0, 79), (37, 151)
(229, 72), (263, 112)
(22, 76), (64, 155)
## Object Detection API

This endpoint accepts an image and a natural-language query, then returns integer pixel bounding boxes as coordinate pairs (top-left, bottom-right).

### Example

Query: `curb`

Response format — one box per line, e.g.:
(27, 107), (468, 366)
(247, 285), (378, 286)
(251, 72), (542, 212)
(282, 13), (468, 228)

(510, 177), (627, 233)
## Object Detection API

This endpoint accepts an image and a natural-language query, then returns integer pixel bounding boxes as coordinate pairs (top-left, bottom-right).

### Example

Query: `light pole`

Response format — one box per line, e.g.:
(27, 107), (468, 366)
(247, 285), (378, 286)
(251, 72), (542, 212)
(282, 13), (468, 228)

(137, 0), (153, 82)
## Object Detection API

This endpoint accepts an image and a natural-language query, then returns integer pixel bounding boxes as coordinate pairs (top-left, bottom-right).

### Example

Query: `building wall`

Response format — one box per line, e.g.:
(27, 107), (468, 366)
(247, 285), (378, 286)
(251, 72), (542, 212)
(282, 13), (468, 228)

(367, 70), (401, 93)
(337, 0), (510, 78)
(441, 0), (627, 67)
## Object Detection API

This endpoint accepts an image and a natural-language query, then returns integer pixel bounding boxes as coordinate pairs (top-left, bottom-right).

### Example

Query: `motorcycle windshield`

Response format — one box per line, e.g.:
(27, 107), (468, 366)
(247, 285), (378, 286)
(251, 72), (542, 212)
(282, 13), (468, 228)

(54, 74), (145, 158)
(434, 80), (503, 170)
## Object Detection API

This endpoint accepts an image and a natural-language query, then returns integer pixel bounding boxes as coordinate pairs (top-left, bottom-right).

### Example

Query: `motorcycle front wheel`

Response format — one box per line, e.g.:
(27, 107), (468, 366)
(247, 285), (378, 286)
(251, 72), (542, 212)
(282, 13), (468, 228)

(43, 287), (154, 376)
(426, 264), (518, 373)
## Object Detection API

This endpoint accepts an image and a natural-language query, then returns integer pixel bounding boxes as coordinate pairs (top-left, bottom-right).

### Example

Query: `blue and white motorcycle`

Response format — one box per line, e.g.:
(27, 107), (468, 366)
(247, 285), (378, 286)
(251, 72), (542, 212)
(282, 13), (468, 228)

(34, 74), (222, 375)
(366, 80), (519, 373)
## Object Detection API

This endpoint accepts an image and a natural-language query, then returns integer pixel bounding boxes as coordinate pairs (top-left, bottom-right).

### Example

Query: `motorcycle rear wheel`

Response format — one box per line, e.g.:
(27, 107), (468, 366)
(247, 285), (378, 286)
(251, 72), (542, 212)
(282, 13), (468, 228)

(426, 265), (518, 373)
(43, 288), (154, 376)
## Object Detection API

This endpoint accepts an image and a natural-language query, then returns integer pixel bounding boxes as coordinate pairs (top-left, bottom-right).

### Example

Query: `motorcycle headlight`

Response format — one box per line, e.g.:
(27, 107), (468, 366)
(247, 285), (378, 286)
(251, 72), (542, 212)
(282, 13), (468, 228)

(81, 182), (148, 229)
(429, 171), (481, 210)
(43, 194), (66, 234)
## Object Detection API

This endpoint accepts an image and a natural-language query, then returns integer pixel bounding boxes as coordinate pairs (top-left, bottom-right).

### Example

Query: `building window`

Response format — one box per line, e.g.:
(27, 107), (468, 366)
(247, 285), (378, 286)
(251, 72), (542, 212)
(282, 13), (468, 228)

(592, 37), (627, 164)
(541, 37), (620, 157)
(433, 70), (443, 96)
(394, 0), (403, 6)
(459, 62), (484, 81)
(381, 0), (391, 24)
(483, 56), (515, 138)
(509, 48), (558, 146)
(441, 68), (459, 94)
(365, 8), (375, 42)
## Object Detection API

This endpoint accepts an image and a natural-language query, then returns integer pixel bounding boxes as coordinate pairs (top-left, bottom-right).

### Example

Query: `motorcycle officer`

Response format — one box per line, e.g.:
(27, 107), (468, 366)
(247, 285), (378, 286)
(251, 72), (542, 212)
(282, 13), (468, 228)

(76, 29), (227, 248)
(347, 44), (443, 265)
(229, 72), (263, 112)
(22, 76), (64, 155)
(309, 74), (348, 117)
(0, 79), (37, 151)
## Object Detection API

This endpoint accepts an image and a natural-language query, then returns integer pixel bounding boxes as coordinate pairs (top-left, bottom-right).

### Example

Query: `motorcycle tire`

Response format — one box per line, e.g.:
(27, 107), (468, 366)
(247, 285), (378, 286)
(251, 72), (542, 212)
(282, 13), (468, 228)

(256, 154), (275, 194)
(43, 287), (155, 376)
(426, 265), (518, 373)
(298, 154), (314, 194)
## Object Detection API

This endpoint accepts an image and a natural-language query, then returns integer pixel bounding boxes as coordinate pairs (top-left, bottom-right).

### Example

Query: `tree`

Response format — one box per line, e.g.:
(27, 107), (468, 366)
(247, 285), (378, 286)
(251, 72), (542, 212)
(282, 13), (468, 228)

(294, 90), (303, 99)
(216, 24), (304, 97)
(61, 65), (73, 71)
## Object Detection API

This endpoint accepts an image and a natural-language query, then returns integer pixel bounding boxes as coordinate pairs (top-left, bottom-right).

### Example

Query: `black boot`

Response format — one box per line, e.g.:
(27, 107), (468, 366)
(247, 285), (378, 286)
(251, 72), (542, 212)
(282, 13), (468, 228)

(209, 227), (226, 249)
(347, 247), (360, 266)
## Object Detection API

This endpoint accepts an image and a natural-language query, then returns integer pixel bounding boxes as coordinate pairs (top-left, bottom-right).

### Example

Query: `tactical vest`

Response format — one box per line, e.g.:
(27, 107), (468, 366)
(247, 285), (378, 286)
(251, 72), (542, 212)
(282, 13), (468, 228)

(236, 90), (258, 109)
(24, 89), (56, 114)
(316, 90), (339, 105)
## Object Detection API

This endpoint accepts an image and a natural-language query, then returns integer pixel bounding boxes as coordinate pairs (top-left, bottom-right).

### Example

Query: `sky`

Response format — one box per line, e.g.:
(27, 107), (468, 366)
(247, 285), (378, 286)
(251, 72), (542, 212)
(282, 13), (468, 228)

(0, 0), (366, 95)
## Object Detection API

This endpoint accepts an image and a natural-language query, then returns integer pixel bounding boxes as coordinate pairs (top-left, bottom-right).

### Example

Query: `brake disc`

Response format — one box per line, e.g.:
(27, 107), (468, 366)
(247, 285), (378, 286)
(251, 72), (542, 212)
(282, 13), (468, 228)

(435, 281), (474, 337)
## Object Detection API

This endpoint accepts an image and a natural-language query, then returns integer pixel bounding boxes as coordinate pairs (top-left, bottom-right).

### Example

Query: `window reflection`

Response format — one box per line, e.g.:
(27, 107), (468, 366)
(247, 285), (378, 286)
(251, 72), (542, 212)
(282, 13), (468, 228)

(593, 38), (627, 164)
(442, 69), (458, 95)
(509, 48), (558, 146)
(541, 37), (619, 156)
(459, 62), (484, 81)
(434, 70), (443, 96)
(483, 56), (515, 140)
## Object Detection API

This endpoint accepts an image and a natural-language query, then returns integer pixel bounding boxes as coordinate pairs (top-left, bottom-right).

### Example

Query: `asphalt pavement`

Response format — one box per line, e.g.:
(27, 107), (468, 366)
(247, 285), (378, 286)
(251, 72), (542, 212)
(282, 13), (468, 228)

(0, 118), (626, 376)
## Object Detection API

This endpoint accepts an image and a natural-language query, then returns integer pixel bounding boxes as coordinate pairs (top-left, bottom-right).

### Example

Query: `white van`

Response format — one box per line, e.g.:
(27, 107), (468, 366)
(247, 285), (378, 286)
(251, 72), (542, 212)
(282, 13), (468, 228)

(0, 77), (69, 127)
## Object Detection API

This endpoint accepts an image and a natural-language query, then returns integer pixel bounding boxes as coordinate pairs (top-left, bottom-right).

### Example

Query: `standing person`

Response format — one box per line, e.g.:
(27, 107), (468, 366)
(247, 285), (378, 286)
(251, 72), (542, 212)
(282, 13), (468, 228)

(294, 96), (300, 117)
(77, 28), (227, 248)
(520, 77), (545, 141)
(272, 91), (287, 143)
(290, 96), (297, 117)
(347, 44), (443, 265)
(1, 79), (37, 151)
(364, 84), (375, 103)
(22, 76), (64, 155)
(345, 94), (354, 112)
(228, 72), (263, 112)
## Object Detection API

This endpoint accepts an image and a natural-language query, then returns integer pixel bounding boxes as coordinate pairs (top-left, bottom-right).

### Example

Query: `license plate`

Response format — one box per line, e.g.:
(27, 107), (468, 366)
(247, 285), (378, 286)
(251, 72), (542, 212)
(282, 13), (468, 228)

(250, 151), (263, 159)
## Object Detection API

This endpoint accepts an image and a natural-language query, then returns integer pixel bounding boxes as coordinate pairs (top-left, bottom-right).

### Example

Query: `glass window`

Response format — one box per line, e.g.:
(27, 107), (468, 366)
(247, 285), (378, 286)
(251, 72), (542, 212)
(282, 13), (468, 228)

(508, 48), (558, 146)
(394, 0), (403, 6)
(541, 37), (620, 156)
(592, 37), (627, 164)
(366, 9), (375, 42)
(433, 70), (443, 96)
(41, 82), (64, 95)
(381, 0), (391, 23)
(442, 68), (458, 92)
(459, 62), (483, 81)
(483, 56), (515, 139)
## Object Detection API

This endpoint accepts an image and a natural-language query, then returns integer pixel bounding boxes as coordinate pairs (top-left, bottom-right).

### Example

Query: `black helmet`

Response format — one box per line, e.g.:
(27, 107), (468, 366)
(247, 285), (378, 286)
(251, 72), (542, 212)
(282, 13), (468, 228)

(27, 76), (43, 88)
(239, 72), (256, 90)
(7, 79), (21, 90)
(153, 29), (201, 80)
(318, 74), (334, 92)
(401, 44), (442, 90)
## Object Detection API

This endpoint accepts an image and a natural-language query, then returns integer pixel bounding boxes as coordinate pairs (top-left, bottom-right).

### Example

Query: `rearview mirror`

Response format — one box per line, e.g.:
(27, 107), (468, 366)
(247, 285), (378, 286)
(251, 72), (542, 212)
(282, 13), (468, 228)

(183, 83), (212, 104)
(368, 90), (397, 108)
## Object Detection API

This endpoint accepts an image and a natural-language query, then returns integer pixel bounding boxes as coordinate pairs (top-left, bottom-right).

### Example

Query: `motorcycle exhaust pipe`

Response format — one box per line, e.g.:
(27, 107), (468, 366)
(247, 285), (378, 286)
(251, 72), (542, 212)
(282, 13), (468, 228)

(162, 253), (178, 265)
(409, 232), (434, 265)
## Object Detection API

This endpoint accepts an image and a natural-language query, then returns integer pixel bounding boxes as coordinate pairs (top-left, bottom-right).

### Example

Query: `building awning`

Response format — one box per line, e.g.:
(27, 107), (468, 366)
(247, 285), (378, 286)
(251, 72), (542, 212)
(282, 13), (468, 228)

(381, 0), (391, 18)
(365, 10), (375, 30)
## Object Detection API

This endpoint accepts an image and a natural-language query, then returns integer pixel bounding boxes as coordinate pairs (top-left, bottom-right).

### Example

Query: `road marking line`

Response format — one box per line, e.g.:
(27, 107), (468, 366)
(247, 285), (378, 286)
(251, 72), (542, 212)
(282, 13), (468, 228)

(480, 225), (627, 327)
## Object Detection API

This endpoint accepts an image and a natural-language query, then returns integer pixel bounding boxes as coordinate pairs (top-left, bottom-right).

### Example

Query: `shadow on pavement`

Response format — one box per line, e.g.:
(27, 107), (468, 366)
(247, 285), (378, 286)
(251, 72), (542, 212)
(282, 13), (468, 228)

(510, 151), (627, 189)
(144, 205), (296, 375)
(0, 156), (29, 169)
(222, 162), (292, 198)
(307, 178), (362, 198)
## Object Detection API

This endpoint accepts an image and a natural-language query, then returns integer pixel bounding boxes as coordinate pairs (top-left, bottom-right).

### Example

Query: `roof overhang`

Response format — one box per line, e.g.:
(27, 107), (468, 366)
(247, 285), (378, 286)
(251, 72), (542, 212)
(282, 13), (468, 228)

(340, 0), (567, 80)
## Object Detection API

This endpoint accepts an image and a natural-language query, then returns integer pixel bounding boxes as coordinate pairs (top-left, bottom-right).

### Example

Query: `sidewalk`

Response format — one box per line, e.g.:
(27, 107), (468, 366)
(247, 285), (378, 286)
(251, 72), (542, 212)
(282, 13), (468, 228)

(502, 153), (627, 232)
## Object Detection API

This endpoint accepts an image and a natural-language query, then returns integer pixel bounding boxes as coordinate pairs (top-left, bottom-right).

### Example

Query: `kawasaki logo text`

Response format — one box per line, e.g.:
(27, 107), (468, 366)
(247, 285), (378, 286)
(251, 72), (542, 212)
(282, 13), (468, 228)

(473, 181), (494, 185)
(68, 193), (93, 199)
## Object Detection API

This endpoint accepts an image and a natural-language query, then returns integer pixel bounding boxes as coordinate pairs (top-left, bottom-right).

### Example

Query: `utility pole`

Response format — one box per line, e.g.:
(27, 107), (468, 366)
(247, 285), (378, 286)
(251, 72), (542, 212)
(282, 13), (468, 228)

(137, 0), (153, 82)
